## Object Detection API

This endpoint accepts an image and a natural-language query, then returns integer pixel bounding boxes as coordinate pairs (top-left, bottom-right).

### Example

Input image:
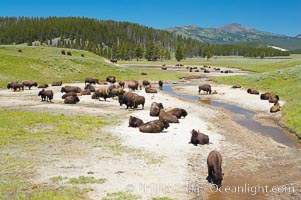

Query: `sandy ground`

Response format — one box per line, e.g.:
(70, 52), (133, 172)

(1, 81), (301, 199)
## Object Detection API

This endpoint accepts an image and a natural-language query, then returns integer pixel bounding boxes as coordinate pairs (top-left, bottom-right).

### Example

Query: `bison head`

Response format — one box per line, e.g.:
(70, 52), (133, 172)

(213, 171), (223, 188)
(182, 109), (188, 118)
(118, 95), (125, 106)
(7, 83), (11, 89)
(162, 119), (170, 129)
(191, 129), (198, 138)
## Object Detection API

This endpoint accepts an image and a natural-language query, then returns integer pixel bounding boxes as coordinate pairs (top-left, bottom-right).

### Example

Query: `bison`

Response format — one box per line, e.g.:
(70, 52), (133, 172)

(159, 110), (179, 123)
(207, 150), (223, 188)
(82, 89), (91, 95)
(232, 85), (241, 89)
(67, 51), (72, 56)
(118, 81), (125, 88)
(52, 81), (62, 86)
(22, 80), (38, 90)
(145, 87), (158, 93)
(92, 88), (110, 101)
(7, 82), (24, 92)
(85, 78), (98, 85)
(61, 86), (82, 93)
(84, 84), (96, 92)
(61, 50), (66, 55)
(38, 84), (49, 89)
(38, 89), (53, 102)
(270, 102), (281, 113)
(247, 88), (259, 95)
(139, 119), (170, 133)
(142, 80), (150, 88)
(190, 129), (209, 145)
(62, 92), (77, 99)
(260, 92), (273, 100)
(106, 75), (116, 84)
(150, 102), (164, 117)
(128, 81), (139, 91)
(118, 92), (145, 109)
(64, 96), (80, 104)
(128, 116), (144, 128)
(166, 108), (187, 119)
(158, 80), (163, 90)
(268, 95), (279, 103)
(110, 58), (117, 63)
(199, 84), (212, 94)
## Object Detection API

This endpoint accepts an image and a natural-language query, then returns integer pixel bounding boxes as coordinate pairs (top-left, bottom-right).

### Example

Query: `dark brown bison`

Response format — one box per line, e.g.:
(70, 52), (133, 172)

(62, 92), (77, 99)
(18, 49), (23, 53)
(38, 84), (49, 89)
(61, 86), (82, 93)
(232, 85), (241, 89)
(106, 75), (116, 84)
(268, 95), (279, 103)
(166, 108), (188, 119)
(145, 87), (158, 93)
(118, 92), (145, 109)
(141, 72), (147, 75)
(85, 78), (98, 85)
(52, 81), (62, 86)
(150, 102), (164, 117)
(81, 54), (84, 57)
(204, 69), (210, 73)
(207, 150), (223, 188)
(110, 58), (117, 63)
(38, 89), (53, 102)
(260, 92), (273, 100)
(190, 129), (209, 146)
(199, 84), (212, 94)
(139, 119), (170, 133)
(61, 50), (66, 55)
(161, 67), (167, 70)
(158, 80), (163, 90)
(64, 96), (80, 104)
(7, 82), (24, 92)
(247, 88), (259, 95)
(84, 84), (96, 92)
(128, 116), (144, 128)
(67, 51), (72, 56)
(22, 80), (38, 90)
(142, 80), (150, 88)
(118, 81), (125, 88)
(159, 110), (179, 123)
(270, 102), (281, 113)
(92, 88), (110, 101)
(128, 81), (139, 91)
(109, 87), (125, 98)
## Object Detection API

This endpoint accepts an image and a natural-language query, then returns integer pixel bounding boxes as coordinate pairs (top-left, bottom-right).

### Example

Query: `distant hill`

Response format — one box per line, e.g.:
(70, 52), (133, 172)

(296, 34), (301, 39)
(166, 23), (301, 50)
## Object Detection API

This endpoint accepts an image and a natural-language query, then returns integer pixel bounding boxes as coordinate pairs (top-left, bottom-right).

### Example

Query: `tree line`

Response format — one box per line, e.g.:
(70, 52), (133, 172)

(0, 17), (289, 61)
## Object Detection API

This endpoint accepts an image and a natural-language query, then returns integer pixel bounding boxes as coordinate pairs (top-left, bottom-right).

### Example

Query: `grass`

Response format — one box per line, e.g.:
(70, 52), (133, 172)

(102, 192), (141, 200)
(69, 176), (107, 184)
(0, 45), (186, 88)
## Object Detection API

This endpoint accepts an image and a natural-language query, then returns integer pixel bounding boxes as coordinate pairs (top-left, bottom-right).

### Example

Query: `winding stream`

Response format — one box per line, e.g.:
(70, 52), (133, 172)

(163, 85), (300, 148)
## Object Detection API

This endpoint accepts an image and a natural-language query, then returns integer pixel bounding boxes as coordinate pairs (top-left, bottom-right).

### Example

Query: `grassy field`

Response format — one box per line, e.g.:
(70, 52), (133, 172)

(0, 45), (186, 88)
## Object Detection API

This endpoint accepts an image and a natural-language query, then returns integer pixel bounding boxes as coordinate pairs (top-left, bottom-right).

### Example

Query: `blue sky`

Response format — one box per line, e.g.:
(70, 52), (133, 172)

(1, 0), (300, 36)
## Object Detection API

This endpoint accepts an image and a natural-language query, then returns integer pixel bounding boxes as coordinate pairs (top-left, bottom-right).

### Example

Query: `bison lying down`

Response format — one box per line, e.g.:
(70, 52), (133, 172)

(150, 102), (164, 117)
(64, 96), (80, 104)
(159, 110), (179, 123)
(128, 116), (144, 128)
(166, 108), (187, 119)
(270, 102), (281, 113)
(139, 119), (170, 133)
(247, 88), (259, 95)
(207, 150), (223, 188)
(190, 129), (209, 145)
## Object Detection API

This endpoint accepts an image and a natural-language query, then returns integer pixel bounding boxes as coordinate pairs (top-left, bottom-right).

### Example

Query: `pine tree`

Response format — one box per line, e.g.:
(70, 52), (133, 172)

(175, 43), (184, 61)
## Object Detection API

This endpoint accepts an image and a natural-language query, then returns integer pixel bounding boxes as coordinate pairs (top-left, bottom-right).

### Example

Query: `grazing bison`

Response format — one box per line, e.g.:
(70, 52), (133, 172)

(166, 108), (187, 119)
(64, 96), (80, 104)
(161, 67), (167, 70)
(118, 81), (125, 88)
(128, 81), (139, 91)
(7, 82), (24, 92)
(142, 80), (150, 88)
(260, 92), (273, 100)
(270, 102), (281, 113)
(38, 89), (53, 102)
(92, 88), (110, 101)
(128, 116), (144, 128)
(199, 84), (212, 94)
(61, 86), (82, 93)
(85, 78), (98, 85)
(118, 92), (145, 109)
(38, 84), (49, 89)
(110, 58), (117, 63)
(52, 81), (62, 86)
(22, 80), (38, 90)
(67, 51), (72, 56)
(150, 102), (164, 117)
(190, 129), (209, 145)
(159, 110), (179, 123)
(141, 72), (147, 75)
(145, 87), (158, 93)
(18, 49), (23, 53)
(207, 150), (223, 188)
(61, 50), (66, 55)
(268, 95), (279, 103)
(139, 119), (170, 133)
(81, 54), (84, 57)
(84, 84), (96, 92)
(158, 80), (163, 90)
(62, 92), (77, 99)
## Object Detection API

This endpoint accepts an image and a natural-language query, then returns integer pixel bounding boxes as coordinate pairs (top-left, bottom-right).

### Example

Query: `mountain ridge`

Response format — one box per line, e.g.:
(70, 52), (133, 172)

(166, 23), (301, 50)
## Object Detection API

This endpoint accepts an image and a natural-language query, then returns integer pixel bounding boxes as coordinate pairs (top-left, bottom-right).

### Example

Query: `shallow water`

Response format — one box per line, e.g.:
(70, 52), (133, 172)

(163, 85), (300, 148)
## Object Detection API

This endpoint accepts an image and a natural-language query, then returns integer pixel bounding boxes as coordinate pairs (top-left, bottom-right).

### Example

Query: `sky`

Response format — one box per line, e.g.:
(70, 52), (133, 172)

(0, 0), (300, 37)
